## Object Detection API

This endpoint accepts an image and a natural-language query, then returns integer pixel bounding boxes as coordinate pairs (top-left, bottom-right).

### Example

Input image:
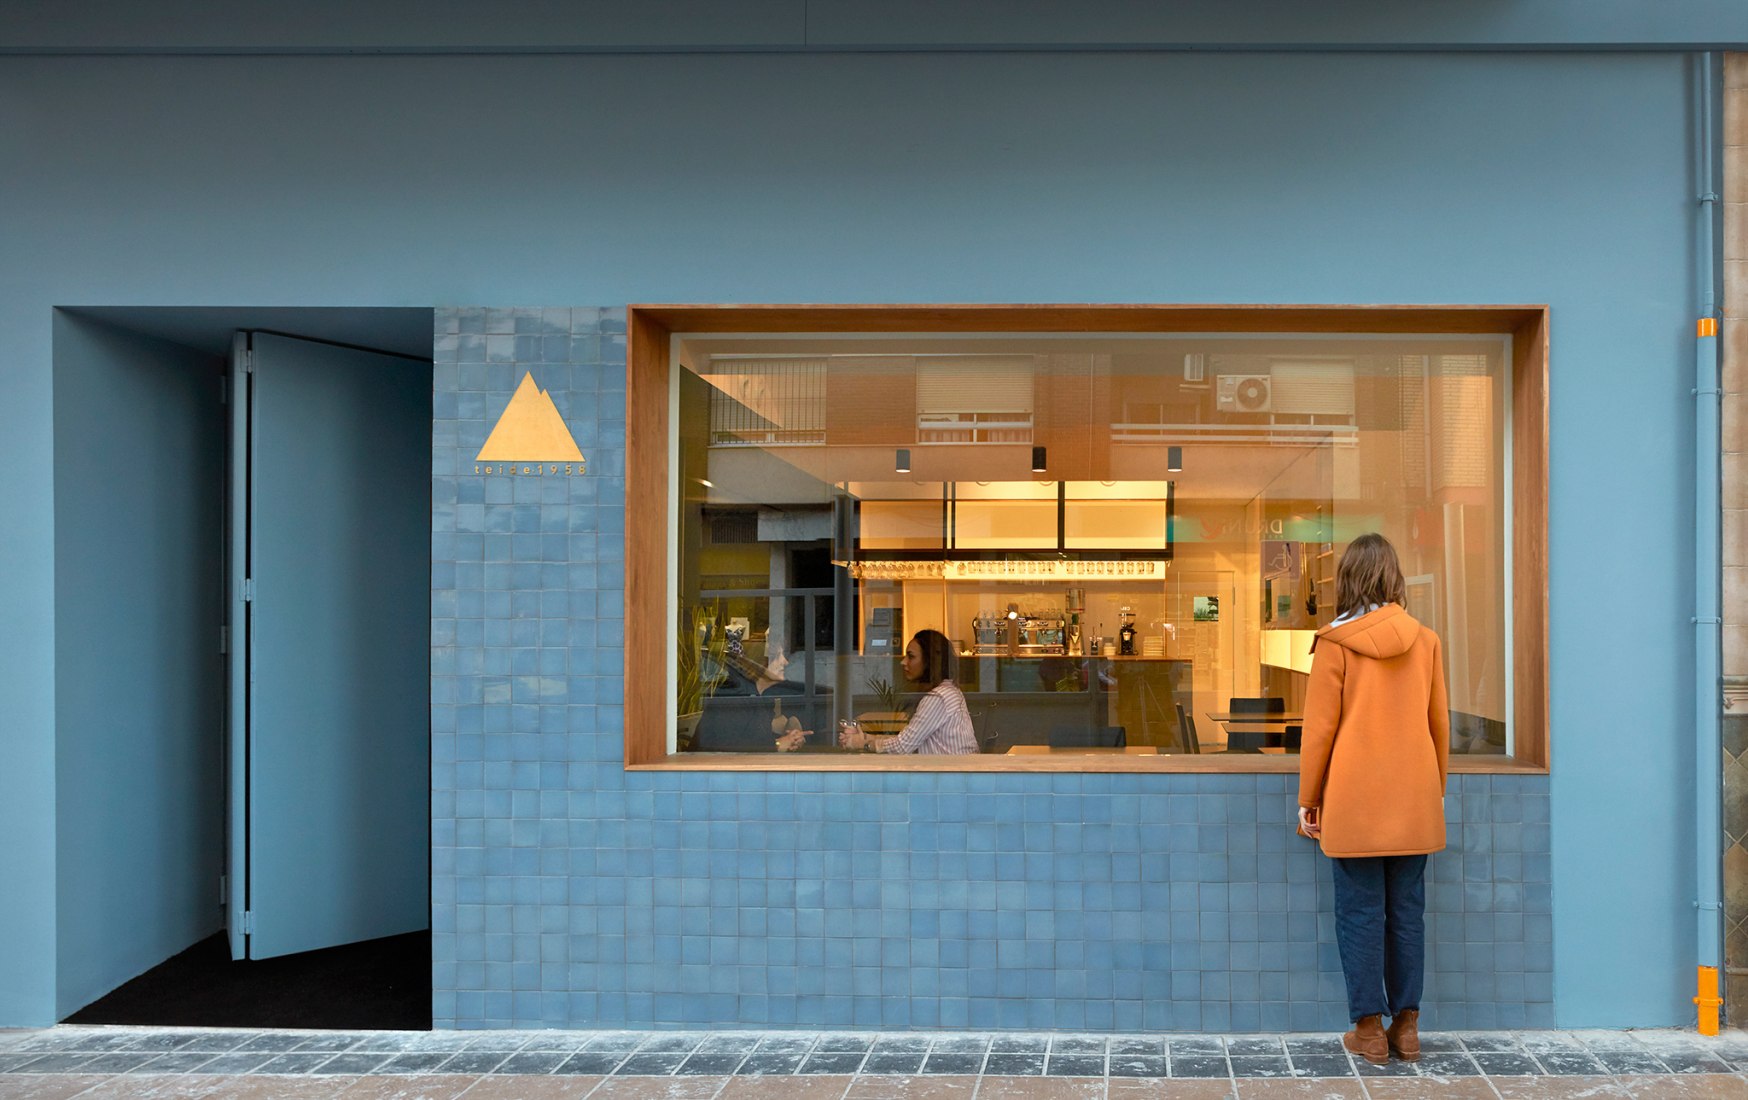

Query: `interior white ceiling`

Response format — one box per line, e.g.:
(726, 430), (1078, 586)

(60, 307), (435, 360)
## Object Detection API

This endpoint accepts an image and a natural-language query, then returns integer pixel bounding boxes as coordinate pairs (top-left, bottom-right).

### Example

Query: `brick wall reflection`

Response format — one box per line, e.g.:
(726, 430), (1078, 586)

(1722, 52), (1748, 1026)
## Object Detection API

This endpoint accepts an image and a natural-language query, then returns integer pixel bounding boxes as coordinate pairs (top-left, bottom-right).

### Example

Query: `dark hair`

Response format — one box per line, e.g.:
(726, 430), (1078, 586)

(908, 629), (957, 688)
(1335, 533), (1407, 619)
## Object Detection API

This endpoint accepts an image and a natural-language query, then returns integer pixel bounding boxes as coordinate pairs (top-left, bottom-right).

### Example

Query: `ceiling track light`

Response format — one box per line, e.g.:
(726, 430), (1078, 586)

(895, 448), (911, 474)
(1031, 446), (1047, 473)
(1167, 446), (1183, 473)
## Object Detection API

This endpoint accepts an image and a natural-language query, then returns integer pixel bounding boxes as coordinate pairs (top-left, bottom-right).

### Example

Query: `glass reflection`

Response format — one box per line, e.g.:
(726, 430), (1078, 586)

(674, 334), (1508, 756)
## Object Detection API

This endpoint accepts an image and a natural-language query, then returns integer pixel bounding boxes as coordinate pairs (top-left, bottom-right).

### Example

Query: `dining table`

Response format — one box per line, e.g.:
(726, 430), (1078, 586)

(1204, 711), (1305, 753)
(1005, 745), (1160, 755)
(1203, 711), (1305, 725)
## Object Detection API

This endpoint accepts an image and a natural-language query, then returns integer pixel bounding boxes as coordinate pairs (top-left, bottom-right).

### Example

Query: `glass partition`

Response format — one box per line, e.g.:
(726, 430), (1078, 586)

(672, 332), (1509, 757)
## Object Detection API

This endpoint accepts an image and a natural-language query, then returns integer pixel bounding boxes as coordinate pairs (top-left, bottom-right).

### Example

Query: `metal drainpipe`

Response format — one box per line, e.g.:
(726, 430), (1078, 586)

(1694, 49), (1724, 1036)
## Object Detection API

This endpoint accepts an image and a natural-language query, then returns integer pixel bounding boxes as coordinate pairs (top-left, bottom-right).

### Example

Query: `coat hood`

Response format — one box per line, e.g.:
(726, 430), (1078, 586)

(1315, 603), (1422, 660)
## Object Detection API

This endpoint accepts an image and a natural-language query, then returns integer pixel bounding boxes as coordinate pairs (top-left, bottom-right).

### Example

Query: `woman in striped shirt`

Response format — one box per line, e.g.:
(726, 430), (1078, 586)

(838, 629), (979, 755)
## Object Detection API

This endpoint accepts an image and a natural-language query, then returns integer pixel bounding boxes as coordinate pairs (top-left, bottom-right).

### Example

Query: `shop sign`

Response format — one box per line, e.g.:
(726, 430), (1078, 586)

(474, 371), (587, 476)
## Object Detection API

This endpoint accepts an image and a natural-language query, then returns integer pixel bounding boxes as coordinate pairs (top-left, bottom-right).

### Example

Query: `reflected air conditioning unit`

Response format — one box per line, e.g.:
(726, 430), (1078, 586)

(1216, 374), (1273, 413)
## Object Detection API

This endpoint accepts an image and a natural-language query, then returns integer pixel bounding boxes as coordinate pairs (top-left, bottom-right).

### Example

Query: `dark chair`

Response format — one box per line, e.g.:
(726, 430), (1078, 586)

(971, 705), (999, 753)
(1174, 703), (1201, 754)
(1228, 695), (1286, 714)
(1221, 697), (1283, 752)
(1049, 724), (1126, 748)
(1282, 723), (1303, 752)
(1224, 727), (1268, 753)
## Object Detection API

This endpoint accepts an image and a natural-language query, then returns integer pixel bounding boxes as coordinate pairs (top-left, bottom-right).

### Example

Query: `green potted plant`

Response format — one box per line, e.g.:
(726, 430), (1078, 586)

(859, 670), (909, 734)
(675, 602), (725, 750)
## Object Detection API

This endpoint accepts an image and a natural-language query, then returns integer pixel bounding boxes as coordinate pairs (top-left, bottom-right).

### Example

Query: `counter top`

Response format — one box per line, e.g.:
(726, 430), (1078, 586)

(1006, 746), (1160, 755)
(959, 654), (1190, 662)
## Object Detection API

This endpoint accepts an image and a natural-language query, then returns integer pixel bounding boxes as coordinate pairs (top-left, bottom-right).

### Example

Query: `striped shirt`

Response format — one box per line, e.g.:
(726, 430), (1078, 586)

(880, 681), (979, 755)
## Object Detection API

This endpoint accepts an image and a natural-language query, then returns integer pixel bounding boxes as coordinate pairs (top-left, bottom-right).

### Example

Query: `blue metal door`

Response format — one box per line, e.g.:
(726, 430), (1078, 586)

(227, 331), (430, 961)
(227, 333), (249, 960)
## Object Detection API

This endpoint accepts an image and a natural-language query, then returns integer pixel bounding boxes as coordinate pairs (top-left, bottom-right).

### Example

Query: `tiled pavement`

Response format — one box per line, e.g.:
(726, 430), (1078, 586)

(3, 1026), (1748, 1098)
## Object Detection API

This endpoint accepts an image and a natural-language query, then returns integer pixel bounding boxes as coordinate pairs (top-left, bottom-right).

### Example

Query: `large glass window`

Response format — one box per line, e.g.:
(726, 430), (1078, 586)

(655, 322), (1523, 765)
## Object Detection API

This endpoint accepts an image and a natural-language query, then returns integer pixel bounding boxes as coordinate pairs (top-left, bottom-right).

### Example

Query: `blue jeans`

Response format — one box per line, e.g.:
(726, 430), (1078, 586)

(1330, 854), (1427, 1021)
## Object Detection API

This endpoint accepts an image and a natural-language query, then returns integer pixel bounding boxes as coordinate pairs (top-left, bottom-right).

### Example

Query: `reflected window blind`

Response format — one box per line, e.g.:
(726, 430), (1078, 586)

(1270, 359), (1355, 416)
(1435, 354), (1492, 491)
(915, 357), (1035, 414)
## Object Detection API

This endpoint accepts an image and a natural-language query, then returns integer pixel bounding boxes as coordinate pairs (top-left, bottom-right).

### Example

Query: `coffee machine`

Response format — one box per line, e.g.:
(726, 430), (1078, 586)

(1118, 606), (1138, 656)
(866, 606), (902, 656)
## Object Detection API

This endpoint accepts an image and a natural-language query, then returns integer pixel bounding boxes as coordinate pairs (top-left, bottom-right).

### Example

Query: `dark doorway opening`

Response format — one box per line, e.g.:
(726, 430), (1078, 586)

(789, 544), (837, 647)
(66, 931), (430, 1030)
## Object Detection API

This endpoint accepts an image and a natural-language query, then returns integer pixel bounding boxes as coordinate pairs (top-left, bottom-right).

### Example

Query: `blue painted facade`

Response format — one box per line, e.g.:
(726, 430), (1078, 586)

(426, 308), (1549, 1031)
(0, 20), (1735, 1029)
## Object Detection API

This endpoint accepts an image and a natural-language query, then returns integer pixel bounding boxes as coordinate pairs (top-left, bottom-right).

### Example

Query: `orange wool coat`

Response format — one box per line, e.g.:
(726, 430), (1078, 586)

(1297, 604), (1450, 858)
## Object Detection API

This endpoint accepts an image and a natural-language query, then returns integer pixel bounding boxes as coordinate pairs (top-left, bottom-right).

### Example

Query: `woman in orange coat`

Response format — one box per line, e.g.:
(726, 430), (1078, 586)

(1297, 533), (1449, 1066)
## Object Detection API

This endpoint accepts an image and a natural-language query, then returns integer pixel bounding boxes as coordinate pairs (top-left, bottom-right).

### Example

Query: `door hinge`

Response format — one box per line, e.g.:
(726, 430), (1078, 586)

(219, 875), (228, 905)
(242, 579), (255, 603)
(243, 349), (255, 374)
(220, 625), (229, 654)
(242, 911), (255, 935)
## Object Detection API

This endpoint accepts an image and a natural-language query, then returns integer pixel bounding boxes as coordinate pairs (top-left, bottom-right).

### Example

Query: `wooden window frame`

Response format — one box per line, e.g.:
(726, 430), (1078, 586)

(626, 304), (1549, 774)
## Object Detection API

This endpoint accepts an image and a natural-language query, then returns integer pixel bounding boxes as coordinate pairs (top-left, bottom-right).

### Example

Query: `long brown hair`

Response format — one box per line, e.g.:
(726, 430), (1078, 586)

(1335, 533), (1406, 619)
(909, 629), (957, 688)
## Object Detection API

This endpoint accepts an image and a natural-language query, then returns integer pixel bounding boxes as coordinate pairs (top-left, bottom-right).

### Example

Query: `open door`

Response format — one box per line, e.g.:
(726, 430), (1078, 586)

(227, 331), (430, 961)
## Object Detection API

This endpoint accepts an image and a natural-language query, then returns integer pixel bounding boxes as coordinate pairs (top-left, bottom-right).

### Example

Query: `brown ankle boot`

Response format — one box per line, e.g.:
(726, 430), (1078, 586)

(1343, 1014), (1388, 1065)
(1386, 1009), (1421, 1061)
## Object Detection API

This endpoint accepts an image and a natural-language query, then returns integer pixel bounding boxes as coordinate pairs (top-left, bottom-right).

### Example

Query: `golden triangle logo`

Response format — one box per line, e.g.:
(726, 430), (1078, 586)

(474, 372), (587, 476)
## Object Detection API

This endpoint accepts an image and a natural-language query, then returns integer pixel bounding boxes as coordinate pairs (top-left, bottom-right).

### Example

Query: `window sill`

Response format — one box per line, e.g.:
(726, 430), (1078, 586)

(628, 753), (1546, 775)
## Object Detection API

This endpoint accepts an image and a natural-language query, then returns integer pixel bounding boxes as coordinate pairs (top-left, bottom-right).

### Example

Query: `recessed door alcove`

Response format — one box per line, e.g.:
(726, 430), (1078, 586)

(52, 306), (435, 1028)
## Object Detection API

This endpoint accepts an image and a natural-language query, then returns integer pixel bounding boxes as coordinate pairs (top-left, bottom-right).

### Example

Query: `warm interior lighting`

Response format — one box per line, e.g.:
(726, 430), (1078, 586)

(849, 559), (1164, 581)
(1260, 629), (1317, 675)
(895, 448), (911, 474)
(1031, 446), (1047, 472)
(1167, 446), (1183, 473)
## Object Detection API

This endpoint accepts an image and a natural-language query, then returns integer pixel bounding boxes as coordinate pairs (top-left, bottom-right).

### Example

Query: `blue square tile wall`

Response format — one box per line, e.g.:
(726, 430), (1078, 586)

(430, 306), (1552, 1032)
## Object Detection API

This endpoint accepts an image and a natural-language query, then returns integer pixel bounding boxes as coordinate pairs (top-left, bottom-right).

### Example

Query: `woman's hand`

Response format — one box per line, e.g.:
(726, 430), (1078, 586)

(1297, 806), (1321, 839)
(838, 721), (866, 751)
(775, 729), (808, 752)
